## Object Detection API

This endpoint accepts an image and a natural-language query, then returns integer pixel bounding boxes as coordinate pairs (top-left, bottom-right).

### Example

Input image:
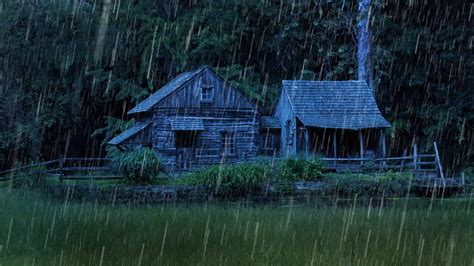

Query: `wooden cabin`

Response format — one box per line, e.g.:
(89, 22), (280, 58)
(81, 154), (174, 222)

(273, 80), (391, 159)
(108, 66), (260, 172)
(108, 67), (392, 172)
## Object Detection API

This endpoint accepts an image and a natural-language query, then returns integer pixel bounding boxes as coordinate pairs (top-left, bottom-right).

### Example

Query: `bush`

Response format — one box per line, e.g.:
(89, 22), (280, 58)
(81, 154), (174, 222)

(181, 158), (325, 195)
(277, 157), (324, 181)
(109, 147), (162, 183)
(186, 162), (273, 195)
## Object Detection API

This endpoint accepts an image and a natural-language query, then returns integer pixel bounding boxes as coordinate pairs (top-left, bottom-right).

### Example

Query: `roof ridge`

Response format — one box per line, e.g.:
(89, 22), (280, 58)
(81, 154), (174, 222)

(282, 80), (366, 83)
(127, 66), (207, 115)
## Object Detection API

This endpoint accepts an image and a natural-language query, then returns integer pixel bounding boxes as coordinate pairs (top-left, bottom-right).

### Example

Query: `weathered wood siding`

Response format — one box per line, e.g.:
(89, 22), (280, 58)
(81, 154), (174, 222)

(155, 68), (255, 110)
(274, 87), (297, 157)
(121, 123), (152, 147)
(151, 69), (259, 172)
(153, 110), (259, 171)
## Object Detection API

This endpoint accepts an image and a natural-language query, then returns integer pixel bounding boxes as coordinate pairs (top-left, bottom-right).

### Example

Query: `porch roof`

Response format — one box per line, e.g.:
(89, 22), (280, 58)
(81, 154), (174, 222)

(107, 122), (151, 145)
(282, 80), (391, 130)
(170, 117), (205, 131)
(261, 116), (281, 129)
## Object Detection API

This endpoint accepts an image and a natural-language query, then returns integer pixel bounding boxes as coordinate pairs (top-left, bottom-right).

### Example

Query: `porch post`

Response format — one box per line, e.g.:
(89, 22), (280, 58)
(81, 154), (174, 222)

(333, 130), (337, 158)
(380, 130), (387, 158)
(380, 129), (387, 169)
(304, 127), (309, 156)
(359, 130), (364, 159)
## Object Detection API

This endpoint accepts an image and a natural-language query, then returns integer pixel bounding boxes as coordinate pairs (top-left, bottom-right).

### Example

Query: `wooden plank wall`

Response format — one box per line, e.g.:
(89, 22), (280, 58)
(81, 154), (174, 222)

(153, 110), (259, 171)
(156, 68), (255, 110)
(274, 87), (296, 156)
(151, 69), (260, 172)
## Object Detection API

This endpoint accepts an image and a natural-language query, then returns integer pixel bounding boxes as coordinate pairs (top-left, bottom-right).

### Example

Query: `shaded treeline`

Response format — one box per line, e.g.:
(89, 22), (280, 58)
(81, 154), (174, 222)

(0, 0), (472, 172)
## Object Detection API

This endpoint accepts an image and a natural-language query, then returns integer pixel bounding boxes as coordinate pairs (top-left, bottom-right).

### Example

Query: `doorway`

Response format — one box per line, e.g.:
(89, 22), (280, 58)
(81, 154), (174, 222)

(175, 131), (198, 170)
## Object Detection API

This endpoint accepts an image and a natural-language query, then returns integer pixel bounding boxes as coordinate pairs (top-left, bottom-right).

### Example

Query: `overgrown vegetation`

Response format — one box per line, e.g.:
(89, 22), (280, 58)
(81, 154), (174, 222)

(187, 158), (324, 193)
(177, 159), (415, 197)
(185, 162), (272, 195)
(0, 189), (472, 265)
(108, 147), (162, 183)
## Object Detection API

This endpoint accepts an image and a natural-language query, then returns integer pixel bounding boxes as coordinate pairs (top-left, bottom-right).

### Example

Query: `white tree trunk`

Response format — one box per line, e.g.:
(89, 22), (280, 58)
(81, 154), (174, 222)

(357, 0), (373, 89)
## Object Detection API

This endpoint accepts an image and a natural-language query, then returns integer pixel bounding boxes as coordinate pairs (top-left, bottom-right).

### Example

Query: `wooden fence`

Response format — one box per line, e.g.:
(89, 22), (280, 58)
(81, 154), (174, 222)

(0, 157), (123, 182)
(0, 142), (460, 186)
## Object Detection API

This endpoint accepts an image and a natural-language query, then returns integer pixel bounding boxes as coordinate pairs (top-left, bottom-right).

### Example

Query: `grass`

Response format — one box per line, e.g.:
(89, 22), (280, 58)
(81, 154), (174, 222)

(0, 188), (473, 265)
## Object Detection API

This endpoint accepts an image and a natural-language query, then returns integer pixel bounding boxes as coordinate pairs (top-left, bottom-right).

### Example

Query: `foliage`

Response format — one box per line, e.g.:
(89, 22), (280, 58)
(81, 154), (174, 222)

(108, 147), (162, 183)
(0, 0), (471, 172)
(277, 157), (325, 181)
(185, 162), (272, 195)
(183, 158), (324, 194)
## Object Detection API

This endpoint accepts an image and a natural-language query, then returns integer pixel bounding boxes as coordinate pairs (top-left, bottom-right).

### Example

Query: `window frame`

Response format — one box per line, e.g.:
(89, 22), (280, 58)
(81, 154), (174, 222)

(261, 133), (275, 151)
(200, 84), (214, 103)
(221, 131), (236, 156)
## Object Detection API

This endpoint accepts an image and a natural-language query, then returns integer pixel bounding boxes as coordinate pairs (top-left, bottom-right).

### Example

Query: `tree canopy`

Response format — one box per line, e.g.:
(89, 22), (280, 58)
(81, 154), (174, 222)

(0, 0), (472, 172)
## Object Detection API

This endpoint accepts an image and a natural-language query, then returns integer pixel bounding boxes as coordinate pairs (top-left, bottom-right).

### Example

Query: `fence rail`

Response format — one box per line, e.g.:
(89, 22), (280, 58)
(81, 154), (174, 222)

(0, 157), (121, 182)
(0, 142), (458, 184)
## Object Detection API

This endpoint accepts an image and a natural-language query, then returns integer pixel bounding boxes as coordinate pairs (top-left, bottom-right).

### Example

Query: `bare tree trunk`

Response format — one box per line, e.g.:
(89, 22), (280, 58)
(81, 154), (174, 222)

(357, 0), (373, 90)
(93, 0), (112, 65)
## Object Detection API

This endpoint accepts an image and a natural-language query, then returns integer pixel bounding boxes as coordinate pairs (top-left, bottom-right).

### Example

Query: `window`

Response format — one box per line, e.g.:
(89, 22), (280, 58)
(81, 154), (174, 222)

(176, 131), (197, 148)
(221, 132), (236, 155)
(261, 134), (275, 151)
(201, 85), (214, 102)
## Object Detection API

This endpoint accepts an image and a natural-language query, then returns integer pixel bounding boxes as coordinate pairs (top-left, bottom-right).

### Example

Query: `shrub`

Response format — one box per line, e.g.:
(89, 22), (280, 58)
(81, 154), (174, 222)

(361, 161), (376, 173)
(109, 147), (162, 183)
(277, 157), (324, 181)
(186, 162), (273, 195)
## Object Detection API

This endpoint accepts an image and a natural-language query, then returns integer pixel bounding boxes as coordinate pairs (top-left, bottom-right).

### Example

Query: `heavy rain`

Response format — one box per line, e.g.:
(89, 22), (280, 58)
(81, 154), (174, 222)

(0, 0), (472, 265)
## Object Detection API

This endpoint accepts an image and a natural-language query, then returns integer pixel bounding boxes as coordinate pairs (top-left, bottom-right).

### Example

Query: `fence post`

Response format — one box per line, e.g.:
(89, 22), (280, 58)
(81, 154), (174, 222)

(59, 155), (64, 183)
(413, 144), (418, 177)
(433, 142), (445, 180)
(400, 149), (407, 172)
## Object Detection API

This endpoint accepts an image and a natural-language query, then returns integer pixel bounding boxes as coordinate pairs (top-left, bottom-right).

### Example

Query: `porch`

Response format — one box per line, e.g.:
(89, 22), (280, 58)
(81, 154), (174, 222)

(295, 126), (387, 160)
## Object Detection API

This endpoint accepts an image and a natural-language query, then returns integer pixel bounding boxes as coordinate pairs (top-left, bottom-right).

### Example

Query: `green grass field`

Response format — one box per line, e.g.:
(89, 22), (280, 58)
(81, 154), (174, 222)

(0, 188), (472, 265)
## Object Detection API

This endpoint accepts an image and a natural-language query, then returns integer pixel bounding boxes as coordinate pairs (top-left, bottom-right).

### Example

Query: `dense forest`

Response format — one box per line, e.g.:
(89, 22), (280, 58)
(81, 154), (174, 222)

(0, 0), (472, 172)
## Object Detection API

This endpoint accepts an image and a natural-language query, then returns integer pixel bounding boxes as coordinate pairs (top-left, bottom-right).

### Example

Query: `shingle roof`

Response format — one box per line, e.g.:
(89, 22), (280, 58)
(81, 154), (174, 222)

(282, 80), (391, 130)
(107, 122), (151, 145)
(261, 116), (281, 129)
(170, 117), (205, 131)
(127, 66), (208, 114)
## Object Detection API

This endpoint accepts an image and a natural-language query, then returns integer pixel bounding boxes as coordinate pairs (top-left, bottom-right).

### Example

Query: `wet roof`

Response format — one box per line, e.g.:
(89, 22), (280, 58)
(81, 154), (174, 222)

(127, 66), (208, 115)
(170, 117), (205, 131)
(282, 80), (391, 130)
(107, 122), (151, 145)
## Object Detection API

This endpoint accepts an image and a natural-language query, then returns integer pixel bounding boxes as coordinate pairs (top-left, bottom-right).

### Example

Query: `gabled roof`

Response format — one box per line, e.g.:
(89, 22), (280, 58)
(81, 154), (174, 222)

(127, 66), (208, 115)
(107, 122), (151, 145)
(282, 80), (391, 130)
(170, 117), (205, 131)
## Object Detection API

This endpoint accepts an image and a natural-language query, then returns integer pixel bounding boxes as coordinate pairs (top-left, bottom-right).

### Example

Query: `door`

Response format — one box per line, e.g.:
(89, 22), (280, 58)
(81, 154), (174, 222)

(175, 131), (198, 170)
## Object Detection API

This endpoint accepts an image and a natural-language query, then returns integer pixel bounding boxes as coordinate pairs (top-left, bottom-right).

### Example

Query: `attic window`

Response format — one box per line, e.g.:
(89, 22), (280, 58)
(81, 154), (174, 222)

(201, 85), (214, 102)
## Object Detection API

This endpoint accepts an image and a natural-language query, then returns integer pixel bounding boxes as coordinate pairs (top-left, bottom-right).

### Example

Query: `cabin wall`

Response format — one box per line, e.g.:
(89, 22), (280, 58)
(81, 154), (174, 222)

(274, 88), (297, 157)
(156, 69), (255, 110)
(152, 109), (259, 172)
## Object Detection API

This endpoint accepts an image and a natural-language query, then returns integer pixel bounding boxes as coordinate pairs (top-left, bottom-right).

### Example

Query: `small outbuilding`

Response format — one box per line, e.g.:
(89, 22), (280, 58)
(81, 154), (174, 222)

(273, 80), (391, 158)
